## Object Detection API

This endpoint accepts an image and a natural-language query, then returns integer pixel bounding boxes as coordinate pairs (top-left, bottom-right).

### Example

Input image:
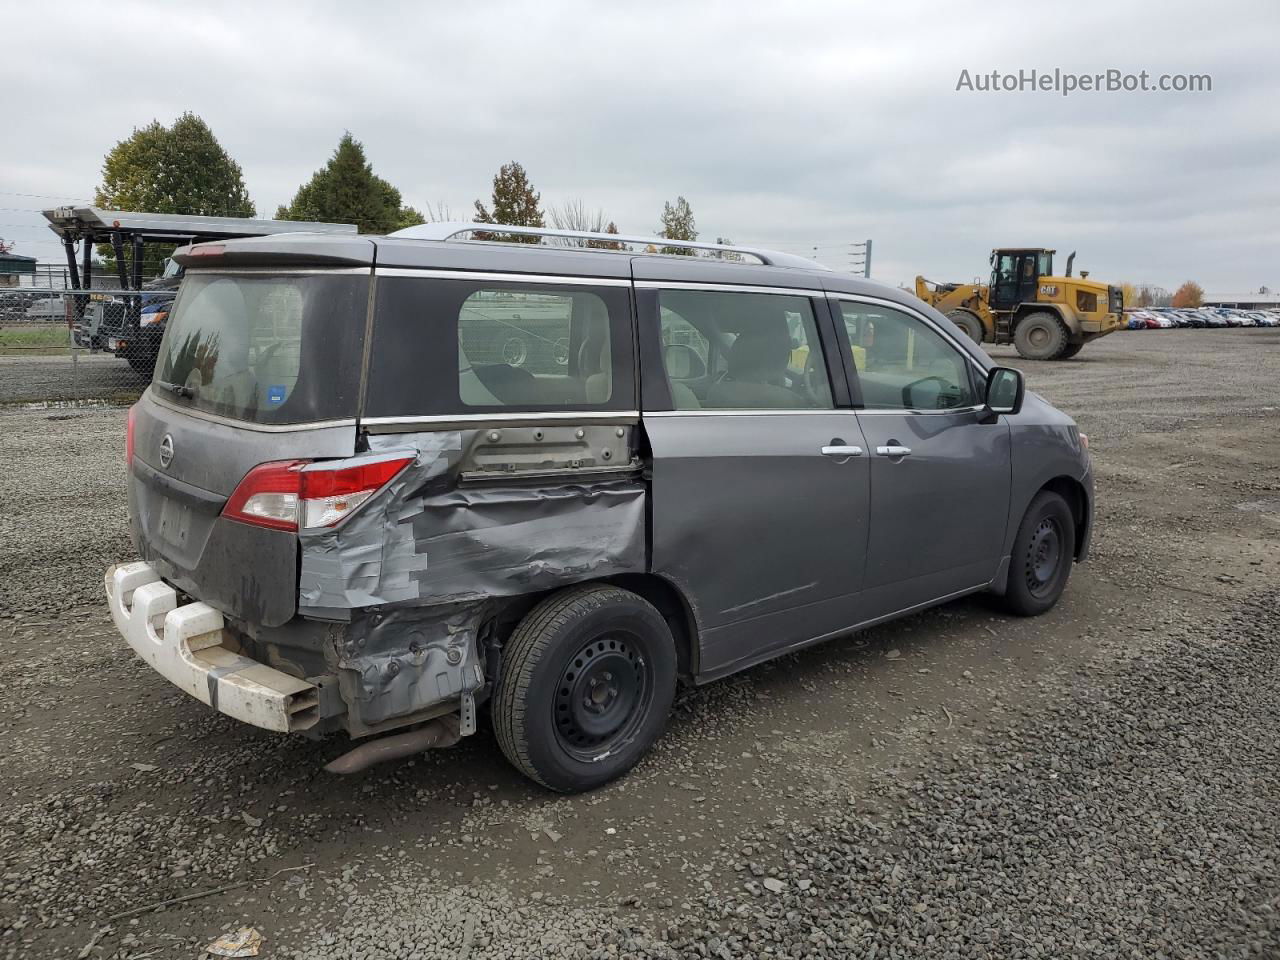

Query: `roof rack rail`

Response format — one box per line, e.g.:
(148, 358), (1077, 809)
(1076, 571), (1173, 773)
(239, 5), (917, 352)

(388, 222), (828, 271)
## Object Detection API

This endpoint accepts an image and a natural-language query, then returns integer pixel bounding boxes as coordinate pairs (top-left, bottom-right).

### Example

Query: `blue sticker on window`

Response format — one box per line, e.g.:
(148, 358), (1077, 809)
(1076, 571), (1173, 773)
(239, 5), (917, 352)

(267, 385), (287, 405)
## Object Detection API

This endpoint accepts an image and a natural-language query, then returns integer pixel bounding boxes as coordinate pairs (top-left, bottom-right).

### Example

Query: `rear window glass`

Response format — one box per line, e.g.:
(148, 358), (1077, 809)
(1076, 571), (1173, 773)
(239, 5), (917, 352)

(154, 273), (368, 424)
(364, 277), (634, 419)
(458, 289), (611, 406)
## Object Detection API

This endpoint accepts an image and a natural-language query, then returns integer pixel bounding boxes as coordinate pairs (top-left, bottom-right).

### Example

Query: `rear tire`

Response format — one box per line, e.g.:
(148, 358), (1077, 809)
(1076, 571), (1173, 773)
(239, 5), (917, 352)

(947, 310), (985, 343)
(1000, 491), (1075, 616)
(1013, 312), (1070, 360)
(1058, 342), (1084, 360)
(492, 585), (677, 792)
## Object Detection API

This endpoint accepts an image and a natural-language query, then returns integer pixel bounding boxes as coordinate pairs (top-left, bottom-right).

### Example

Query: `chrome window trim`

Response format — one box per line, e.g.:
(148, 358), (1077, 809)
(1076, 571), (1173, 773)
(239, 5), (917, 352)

(373, 267), (630, 287)
(148, 390), (358, 433)
(638, 280), (827, 298)
(855, 404), (987, 417)
(361, 410), (641, 430)
(644, 408), (844, 418)
(826, 291), (991, 381)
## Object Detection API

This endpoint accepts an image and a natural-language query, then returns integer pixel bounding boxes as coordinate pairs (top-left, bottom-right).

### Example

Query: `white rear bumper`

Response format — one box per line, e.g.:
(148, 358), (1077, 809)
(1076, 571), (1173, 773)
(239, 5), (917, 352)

(105, 562), (319, 732)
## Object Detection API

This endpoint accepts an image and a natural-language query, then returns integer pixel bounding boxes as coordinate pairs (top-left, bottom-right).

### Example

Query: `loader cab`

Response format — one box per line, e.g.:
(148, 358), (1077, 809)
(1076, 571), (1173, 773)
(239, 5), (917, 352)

(990, 248), (1053, 312)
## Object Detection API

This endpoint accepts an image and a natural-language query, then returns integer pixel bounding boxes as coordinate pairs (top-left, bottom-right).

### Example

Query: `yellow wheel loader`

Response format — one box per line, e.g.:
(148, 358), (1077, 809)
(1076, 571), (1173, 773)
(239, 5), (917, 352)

(914, 248), (1123, 360)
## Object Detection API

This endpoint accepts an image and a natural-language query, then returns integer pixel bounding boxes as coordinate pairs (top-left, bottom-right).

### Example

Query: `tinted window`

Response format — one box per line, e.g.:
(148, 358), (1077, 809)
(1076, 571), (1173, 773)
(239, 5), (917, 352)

(839, 302), (978, 410)
(656, 290), (832, 410)
(155, 272), (368, 424)
(365, 278), (633, 418)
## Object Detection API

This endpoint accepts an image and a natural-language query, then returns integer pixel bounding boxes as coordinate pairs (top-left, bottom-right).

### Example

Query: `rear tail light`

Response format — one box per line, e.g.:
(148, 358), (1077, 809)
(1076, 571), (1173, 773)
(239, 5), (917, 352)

(222, 455), (414, 532)
(126, 404), (137, 465)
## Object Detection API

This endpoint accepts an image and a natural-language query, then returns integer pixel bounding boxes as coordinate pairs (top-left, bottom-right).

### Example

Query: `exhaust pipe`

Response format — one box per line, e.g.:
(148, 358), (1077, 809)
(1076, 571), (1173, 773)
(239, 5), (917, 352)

(1065, 251), (1076, 277)
(324, 714), (462, 775)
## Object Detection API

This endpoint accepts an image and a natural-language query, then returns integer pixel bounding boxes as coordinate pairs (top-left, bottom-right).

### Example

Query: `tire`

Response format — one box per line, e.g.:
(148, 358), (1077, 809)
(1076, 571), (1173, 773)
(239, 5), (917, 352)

(1057, 342), (1084, 360)
(1013, 311), (1071, 360)
(1000, 491), (1075, 617)
(947, 310), (985, 343)
(492, 585), (677, 792)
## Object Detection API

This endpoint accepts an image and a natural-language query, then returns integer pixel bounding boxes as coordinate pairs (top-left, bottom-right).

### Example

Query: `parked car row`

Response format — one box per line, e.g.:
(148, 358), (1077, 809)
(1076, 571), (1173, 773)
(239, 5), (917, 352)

(0, 291), (67, 324)
(1126, 307), (1280, 329)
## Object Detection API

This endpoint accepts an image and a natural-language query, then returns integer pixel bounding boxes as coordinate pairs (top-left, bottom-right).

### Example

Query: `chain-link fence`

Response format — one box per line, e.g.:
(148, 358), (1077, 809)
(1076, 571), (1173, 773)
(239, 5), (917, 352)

(0, 287), (171, 407)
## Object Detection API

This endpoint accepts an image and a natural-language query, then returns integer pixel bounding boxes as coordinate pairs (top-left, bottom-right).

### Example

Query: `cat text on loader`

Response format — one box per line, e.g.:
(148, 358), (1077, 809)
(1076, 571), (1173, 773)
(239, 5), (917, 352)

(914, 248), (1124, 360)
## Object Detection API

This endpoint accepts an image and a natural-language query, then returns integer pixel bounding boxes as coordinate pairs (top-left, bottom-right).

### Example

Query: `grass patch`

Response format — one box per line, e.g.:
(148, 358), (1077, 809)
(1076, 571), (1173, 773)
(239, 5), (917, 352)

(0, 325), (72, 350)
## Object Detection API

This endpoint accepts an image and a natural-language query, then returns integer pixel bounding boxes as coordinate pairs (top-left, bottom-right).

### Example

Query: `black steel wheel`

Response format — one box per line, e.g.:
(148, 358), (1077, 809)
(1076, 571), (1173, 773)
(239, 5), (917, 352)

(1001, 490), (1076, 616)
(493, 585), (676, 792)
(553, 631), (652, 759)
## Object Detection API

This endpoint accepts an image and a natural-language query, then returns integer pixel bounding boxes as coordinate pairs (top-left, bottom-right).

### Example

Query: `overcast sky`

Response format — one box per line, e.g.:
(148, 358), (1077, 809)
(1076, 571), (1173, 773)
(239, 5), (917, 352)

(4, 0), (1278, 292)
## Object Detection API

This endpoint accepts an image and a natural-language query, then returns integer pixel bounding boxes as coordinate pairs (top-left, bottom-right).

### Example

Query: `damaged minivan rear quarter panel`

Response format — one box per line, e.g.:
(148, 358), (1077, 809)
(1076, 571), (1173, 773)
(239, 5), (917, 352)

(297, 263), (645, 732)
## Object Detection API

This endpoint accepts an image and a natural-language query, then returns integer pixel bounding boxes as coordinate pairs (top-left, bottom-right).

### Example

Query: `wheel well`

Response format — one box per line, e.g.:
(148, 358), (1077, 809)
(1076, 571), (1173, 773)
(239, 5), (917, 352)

(487, 575), (700, 682)
(600, 573), (699, 680)
(1040, 475), (1089, 559)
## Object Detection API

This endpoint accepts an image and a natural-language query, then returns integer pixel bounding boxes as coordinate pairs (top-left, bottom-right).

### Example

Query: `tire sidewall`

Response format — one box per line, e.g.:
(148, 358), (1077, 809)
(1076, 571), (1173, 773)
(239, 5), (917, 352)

(515, 597), (676, 792)
(1014, 313), (1068, 360)
(1007, 492), (1075, 615)
(948, 311), (984, 343)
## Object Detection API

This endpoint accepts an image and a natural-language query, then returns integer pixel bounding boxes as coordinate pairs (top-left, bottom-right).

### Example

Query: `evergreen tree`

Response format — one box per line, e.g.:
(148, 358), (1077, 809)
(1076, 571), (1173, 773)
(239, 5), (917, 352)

(474, 162), (543, 242)
(277, 133), (420, 234)
(94, 112), (255, 273)
(658, 196), (697, 256)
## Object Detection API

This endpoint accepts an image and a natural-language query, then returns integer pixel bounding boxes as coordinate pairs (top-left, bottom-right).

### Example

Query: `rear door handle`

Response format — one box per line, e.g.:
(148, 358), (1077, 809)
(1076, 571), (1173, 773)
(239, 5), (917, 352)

(876, 444), (912, 458)
(820, 445), (863, 458)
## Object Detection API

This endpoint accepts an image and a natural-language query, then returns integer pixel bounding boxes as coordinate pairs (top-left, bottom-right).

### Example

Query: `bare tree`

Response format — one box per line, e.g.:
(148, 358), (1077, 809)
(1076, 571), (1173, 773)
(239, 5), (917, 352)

(422, 201), (456, 223)
(545, 200), (622, 247)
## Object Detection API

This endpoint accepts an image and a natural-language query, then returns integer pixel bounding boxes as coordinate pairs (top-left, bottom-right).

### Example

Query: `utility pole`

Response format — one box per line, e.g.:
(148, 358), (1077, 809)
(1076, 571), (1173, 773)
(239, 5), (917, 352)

(848, 239), (873, 278)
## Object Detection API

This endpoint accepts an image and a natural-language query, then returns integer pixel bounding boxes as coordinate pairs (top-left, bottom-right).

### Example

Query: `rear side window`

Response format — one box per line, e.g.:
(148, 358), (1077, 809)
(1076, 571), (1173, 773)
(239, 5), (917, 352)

(154, 272), (368, 425)
(365, 277), (634, 418)
(656, 289), (833, 410)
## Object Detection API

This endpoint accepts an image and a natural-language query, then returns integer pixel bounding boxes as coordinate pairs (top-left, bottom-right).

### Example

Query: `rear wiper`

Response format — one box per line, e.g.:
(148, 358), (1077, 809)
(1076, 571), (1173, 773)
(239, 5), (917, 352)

(153, 379), (196, 399)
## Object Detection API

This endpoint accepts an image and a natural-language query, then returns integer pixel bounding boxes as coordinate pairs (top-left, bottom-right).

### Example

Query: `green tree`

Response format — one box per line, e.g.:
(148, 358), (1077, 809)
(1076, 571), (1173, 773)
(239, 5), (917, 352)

(473, 162), (543, 242)
(658, 196), (697, 255)
(277, 132), (421, 234)
(94, 112), (255, 274)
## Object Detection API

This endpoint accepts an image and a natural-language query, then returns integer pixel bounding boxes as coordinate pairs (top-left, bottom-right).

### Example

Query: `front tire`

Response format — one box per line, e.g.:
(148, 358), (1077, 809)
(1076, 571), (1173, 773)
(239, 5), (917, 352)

(1057, 342), (1084, 360)
(492, 585), (677, 792)
(947, 310), (985, 343)
(1000, 491), (1075, 616)
(1013, 312), (1070, 360)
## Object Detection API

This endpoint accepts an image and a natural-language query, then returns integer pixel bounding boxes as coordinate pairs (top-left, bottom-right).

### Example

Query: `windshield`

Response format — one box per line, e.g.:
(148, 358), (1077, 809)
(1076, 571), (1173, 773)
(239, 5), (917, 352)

(154, 272), (369, 424)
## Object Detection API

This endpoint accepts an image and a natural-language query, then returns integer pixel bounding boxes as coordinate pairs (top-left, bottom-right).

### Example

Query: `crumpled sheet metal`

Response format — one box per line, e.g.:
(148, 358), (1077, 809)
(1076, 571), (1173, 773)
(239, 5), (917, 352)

(298, 430), (646, 615)
(338, 602), (487, 730)
(296, 428), (646, 730)
(298, 433), (459, 616)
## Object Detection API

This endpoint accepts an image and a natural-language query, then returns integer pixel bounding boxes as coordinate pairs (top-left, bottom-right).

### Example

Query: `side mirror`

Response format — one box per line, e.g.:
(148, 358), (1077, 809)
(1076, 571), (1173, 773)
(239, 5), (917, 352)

(985, 366), (1024, 416)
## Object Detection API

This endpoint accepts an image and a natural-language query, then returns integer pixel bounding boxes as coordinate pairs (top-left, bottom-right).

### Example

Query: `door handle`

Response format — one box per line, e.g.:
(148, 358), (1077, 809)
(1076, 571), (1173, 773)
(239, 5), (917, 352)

(820, 445), (863, 458)
(876, 444), (912, 458)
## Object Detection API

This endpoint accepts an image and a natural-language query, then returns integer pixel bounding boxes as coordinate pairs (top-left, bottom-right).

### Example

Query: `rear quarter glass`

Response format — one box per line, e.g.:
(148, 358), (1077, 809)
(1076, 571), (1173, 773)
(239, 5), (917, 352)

(364, 276), (635, 419)
(154, 272), (369, 425)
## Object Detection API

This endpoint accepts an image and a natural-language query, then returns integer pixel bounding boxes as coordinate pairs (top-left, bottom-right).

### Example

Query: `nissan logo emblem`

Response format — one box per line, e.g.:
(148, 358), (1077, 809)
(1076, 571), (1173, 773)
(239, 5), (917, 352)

(159, 434), (175, 469)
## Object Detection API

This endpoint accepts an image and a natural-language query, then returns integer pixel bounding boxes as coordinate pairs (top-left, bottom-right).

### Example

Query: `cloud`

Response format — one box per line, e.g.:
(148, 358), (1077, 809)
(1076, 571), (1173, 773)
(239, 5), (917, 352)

(3, 0), (1277, 291)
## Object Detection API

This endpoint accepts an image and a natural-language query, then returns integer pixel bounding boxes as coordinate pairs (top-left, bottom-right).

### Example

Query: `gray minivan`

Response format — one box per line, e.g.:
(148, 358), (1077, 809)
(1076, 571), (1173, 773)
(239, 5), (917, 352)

(106, 224), (1092, 792)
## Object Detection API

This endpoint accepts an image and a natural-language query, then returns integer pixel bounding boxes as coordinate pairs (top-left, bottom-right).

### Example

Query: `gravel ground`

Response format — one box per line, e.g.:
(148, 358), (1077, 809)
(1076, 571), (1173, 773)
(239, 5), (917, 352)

(0, 353), (144, 405)
(1, 330), (1277, 959)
